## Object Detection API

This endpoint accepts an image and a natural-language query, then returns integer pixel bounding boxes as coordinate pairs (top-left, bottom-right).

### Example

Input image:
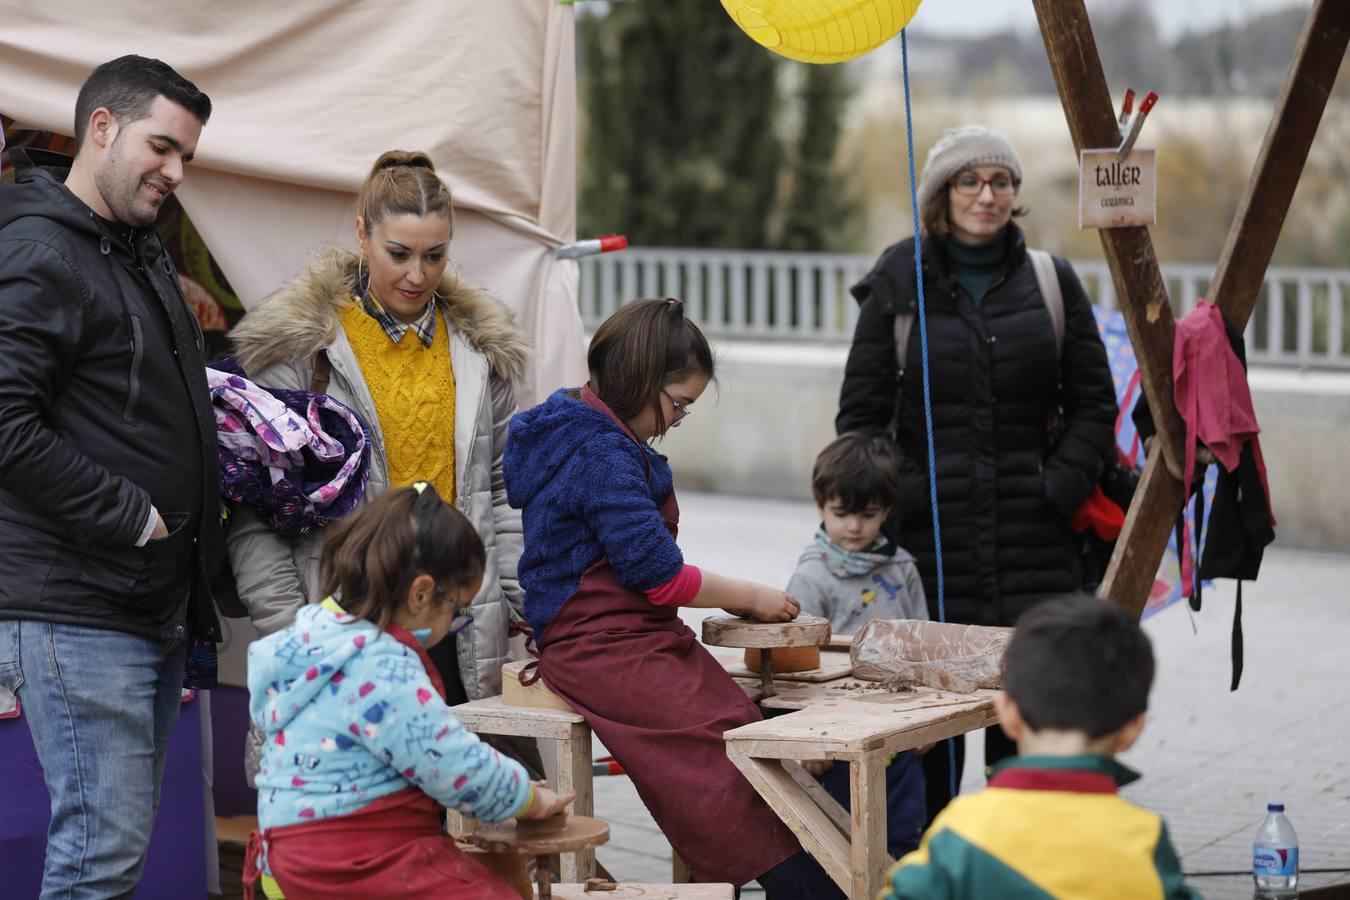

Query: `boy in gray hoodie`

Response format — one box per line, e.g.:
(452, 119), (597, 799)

(789, 434), (928, 633)
(787, 433), (929, 857)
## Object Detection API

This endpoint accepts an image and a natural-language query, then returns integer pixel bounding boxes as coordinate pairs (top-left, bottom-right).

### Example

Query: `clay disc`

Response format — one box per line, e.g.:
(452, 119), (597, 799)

(745, 645), (820, 673)
(468, 814), (611, 855)
(702, 615), (830, 649)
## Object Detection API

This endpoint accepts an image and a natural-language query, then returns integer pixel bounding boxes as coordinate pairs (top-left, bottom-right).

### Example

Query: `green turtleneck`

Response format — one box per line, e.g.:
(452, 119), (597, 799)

(945, 228), (1009, 301)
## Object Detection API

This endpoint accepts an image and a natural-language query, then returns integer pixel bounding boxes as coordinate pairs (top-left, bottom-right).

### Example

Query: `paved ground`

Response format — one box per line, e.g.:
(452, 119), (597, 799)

(585, 491), (1350, 897)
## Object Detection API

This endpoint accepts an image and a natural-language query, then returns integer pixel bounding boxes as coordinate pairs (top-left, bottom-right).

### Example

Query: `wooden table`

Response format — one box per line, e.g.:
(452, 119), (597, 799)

(451, 696), (595, 882)
(724, 686), (998, 899)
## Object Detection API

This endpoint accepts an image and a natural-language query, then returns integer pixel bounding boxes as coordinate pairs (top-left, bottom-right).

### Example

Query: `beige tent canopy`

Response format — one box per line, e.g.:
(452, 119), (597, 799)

(0, 0), (587, 404)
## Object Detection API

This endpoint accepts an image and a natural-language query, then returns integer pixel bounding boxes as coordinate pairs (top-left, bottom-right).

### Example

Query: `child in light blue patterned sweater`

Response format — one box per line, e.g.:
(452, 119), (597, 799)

(245, 483), (568, 899)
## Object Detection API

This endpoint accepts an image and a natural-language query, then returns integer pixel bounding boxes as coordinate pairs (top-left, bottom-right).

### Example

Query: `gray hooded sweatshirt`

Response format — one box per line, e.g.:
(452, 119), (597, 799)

(787, 530), (929, 635)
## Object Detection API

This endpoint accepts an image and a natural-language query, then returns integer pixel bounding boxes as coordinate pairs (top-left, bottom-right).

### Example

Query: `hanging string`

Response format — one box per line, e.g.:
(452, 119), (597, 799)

(901, 27), (956, 801)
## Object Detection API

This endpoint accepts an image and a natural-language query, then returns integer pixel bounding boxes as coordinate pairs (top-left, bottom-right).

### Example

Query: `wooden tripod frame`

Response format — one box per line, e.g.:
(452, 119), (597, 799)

(1031, 0), (1349, 619)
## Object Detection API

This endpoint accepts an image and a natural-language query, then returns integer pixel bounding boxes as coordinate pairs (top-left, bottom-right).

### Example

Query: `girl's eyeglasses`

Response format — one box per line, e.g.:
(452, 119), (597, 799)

(435, 584), (475, 636)
(448, 609), (474, 637)
(662, 389), (691, 427)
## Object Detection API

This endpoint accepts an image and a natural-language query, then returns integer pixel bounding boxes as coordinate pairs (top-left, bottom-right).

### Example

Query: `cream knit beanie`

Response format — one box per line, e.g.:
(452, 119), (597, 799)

(917, 126), (1023, 215)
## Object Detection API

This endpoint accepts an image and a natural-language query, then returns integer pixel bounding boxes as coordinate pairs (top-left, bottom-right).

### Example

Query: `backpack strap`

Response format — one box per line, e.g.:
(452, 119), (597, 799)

(310, 349), (332, 394)
(1028, 249), (1065, 358)
(892, 310), (916, 376)
(898, 250), (1064, 371)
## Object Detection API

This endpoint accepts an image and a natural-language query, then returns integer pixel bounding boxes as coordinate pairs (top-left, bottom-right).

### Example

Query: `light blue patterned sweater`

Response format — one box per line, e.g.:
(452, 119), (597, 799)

(248, 600), (530, 830)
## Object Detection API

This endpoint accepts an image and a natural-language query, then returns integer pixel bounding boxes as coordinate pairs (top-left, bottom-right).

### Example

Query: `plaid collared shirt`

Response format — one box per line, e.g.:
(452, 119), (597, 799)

(359, 291), (438, 347)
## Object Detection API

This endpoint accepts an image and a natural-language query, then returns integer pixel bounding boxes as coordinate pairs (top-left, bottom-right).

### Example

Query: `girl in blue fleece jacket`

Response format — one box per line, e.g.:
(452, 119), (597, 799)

(245, 484), (568, 899)
(504, 299), (841, 897)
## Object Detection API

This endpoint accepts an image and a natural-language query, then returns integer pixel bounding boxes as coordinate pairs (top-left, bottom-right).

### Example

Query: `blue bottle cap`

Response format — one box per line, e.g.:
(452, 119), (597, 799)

(1268, 803), (1285, 812)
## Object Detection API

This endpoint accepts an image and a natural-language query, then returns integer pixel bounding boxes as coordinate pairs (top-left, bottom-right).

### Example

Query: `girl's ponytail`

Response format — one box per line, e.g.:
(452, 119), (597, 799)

(318, 483), (486, 629)
(587, 298), (714, 435)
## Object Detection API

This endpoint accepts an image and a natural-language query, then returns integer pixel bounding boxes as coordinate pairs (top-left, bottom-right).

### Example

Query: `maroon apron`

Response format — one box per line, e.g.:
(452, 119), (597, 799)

(536, 475), (800, 886)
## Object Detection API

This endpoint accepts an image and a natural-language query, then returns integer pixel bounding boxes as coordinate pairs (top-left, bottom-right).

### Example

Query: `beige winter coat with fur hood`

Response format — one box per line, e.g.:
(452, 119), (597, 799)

(227, 248), (529, 699)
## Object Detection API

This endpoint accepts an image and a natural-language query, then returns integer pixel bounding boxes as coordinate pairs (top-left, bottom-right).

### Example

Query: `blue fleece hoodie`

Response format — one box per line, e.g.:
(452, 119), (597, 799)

(248, 600), (530, 830)
(504, 388), (683, 643)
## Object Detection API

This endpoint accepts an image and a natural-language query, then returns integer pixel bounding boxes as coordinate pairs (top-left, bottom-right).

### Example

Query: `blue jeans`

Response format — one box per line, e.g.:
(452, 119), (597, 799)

(0, 620), (187, 900)
(817, 749), (927, 859)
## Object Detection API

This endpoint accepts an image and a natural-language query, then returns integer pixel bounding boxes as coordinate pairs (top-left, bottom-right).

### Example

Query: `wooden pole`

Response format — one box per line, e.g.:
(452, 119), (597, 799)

(1208, 0), (1350, 325)
(1031, 0), (1187, 484)
(1099, 0), (1349, 616)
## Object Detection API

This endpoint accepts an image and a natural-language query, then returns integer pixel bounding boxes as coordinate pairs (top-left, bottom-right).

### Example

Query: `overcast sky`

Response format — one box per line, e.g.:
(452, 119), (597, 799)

(910, 0), (1313, 41)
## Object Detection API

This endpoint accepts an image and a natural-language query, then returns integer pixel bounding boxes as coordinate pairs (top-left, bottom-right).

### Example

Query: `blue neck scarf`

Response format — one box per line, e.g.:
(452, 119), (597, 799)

(813, 526), (894, 578)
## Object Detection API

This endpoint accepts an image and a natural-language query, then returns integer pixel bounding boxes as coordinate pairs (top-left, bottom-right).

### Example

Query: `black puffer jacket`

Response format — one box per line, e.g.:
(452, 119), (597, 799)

(0, 149), (221, 642)
(836, 224), (1116, 626)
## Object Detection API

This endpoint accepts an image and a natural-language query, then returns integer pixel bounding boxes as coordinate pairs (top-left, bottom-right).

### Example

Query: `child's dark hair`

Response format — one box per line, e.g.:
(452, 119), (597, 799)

(1002, 595), (1155, 739)
(812, 433), (899, 513)
(588, 298), (714, 436)
(318, 484), (485, 630)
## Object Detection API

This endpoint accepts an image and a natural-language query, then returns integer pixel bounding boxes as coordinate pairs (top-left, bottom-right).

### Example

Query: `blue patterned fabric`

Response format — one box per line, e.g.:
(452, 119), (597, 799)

(248, 601), (530, 830)
(504, 389), (684, 643)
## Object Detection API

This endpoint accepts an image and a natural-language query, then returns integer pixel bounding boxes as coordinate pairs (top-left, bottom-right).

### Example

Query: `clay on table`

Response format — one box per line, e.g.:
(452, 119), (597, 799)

(849, 618), (1013, 694)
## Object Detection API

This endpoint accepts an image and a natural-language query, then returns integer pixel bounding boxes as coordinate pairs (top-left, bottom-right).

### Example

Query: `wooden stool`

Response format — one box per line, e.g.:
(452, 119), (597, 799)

(469, 814), (610, 899)
(701, 615), (830, 697)
(452, 664), (595, 882)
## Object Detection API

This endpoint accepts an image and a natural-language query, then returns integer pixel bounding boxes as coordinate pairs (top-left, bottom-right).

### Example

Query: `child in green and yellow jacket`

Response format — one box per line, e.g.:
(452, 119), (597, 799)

(881, 596), (1200, 900)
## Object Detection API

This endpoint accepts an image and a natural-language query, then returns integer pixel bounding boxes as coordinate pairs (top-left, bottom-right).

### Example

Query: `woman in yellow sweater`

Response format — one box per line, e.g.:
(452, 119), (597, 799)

(227, 150), (529, 708)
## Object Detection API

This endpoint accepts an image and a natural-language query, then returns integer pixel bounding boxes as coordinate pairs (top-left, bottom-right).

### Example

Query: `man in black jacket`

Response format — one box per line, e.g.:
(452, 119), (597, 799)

(0, 56), (220, 897)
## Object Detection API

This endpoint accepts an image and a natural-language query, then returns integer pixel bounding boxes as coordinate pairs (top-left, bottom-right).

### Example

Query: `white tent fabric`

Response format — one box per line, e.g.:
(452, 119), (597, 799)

(0, 0), (587, 404)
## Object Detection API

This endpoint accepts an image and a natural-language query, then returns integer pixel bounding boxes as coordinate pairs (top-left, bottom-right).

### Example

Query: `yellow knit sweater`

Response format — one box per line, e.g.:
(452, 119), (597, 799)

(340, 302), (456, 501)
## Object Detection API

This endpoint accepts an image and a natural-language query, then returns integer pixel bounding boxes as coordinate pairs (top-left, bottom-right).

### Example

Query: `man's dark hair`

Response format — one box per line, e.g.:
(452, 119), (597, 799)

(1002, 595), (1155, 739)
(73, 55), (212, 152)
(812, 433), (899, 512)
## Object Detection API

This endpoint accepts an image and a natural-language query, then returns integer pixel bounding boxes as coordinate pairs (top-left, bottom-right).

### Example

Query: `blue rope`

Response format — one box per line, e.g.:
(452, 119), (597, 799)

(901, 28), (956, 801)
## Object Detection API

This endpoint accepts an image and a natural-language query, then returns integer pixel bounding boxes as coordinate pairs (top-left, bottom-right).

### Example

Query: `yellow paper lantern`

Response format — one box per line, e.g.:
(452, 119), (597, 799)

(721, 0), (924, 64)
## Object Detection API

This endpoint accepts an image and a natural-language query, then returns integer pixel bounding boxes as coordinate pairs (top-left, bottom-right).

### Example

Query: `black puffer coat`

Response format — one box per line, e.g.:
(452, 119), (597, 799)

(0, 150), (222, 643)
(836, 224), (1116, 626)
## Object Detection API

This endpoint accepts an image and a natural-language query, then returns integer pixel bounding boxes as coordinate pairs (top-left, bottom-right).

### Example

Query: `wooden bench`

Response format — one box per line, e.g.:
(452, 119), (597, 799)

(452, 671), (596, 883)
(723, 686), (999, 899)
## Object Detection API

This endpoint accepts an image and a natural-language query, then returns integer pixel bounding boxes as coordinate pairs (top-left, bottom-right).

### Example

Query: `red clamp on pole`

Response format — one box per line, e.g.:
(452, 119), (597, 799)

(1116, 90), (1158, 161)
(592, 756), (626, 776)
(554, 233), (629, 260)
(1117, 88), (1136, 131)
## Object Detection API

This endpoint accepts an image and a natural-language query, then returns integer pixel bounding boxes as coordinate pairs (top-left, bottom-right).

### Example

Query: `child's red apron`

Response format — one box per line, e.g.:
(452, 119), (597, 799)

(243, 788), (518, 900)
(536, 487), (801, 886)
(242, 625), (519, 900)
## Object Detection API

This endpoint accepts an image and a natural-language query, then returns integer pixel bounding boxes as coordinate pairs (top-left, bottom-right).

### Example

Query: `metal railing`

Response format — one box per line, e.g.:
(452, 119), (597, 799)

(578, 247), (1350, 369)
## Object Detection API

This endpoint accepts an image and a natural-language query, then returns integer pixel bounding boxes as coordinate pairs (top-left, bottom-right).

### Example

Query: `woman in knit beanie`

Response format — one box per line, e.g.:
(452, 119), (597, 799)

(836, 125), (1118, 820)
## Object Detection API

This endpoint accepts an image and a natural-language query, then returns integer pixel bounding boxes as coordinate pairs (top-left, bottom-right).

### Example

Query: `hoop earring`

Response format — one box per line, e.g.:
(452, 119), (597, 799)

(356, 254), (367, 299)
(432, 259), (461, 303)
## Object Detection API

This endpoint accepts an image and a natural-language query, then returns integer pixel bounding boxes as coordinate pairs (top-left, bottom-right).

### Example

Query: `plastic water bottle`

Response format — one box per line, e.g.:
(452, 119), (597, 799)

(1253, 803), (1298, 899)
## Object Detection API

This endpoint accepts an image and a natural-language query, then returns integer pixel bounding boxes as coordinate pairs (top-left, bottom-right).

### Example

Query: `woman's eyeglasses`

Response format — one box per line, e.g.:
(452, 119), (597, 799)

(662, 389), (691, 427)
(948, 173), (1019, 197)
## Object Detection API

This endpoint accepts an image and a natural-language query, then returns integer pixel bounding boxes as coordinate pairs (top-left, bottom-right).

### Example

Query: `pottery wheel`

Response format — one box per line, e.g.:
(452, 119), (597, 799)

(701, 615), (831, 649)
(703, 615), (830, 698)
(468, 814), (611, 856)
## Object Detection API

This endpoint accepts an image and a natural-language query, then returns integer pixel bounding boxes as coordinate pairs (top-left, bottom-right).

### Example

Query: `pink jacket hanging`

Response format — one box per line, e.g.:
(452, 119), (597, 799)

(1172, 300), (1275, 593)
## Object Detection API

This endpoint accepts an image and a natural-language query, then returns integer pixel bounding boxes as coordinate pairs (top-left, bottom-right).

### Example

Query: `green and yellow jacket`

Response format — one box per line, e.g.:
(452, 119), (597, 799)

(881, 755), (1199, 900)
